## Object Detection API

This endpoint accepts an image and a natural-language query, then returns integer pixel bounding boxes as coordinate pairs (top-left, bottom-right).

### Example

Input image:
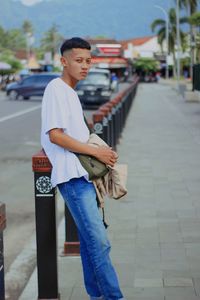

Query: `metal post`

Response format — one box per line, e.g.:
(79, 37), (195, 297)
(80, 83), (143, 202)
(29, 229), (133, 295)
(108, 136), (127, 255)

(99, 106), (110, 144)
(0, 203), (6, 300)
(63, 205), (79, 256)
(176, 0), (181, 91)
(93, 112), (104, 140)
(32, 150), (60, 300)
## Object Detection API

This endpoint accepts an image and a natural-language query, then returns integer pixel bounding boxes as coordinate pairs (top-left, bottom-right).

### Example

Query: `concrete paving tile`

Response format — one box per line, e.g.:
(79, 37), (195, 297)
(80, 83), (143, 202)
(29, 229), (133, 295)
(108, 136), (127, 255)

(134, 278), (163, 287)
(114, 263), (135, 287)
(137, 219), (158, 229)
(161, 261), (190, 272)
(135, 270), (163, 279)
(165, 296), (200, 300)
(163, 277), (193, 287)
(159, 232), (183, 243)
(162, 270), (192, 278)
(177, 209), (197, 218)
(161, 248), (186, 261)
(164, 287), (196, 297)
(185, 244), (200, 258)
(183, 236), (200, 243)
(70, 287), (89, 300)
(193, 278), (200, 296)
(123, 287), (164, 298)
(157, 210), (177, 219)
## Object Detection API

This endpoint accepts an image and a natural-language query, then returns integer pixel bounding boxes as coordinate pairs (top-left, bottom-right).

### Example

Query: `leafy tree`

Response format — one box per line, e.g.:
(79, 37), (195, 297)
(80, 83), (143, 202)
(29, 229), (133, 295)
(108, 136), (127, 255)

(189, 12), (200, 62)
(179, 0), (199, 15)
(40, 24), (63, 62)
(22, 20), (33, 35)
(4, 29), (26, 51)
(178, 0), (200, 70)
(0, 51), (22, 73)
(0, 26), (7, 51)
(133, 58), (159, 72)
(151, 8), (188, 77)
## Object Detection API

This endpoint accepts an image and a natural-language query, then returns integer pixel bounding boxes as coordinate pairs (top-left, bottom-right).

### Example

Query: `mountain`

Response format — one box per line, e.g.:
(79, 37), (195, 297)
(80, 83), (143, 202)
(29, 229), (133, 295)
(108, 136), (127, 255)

(0, 0), (178, 42)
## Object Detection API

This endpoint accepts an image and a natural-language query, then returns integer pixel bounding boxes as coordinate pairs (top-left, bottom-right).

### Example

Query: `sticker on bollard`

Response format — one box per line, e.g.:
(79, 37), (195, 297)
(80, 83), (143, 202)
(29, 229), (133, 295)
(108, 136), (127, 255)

(36, 175), (53, 196)
(94, 122), (103, 134)
(103, 117), (108, 126)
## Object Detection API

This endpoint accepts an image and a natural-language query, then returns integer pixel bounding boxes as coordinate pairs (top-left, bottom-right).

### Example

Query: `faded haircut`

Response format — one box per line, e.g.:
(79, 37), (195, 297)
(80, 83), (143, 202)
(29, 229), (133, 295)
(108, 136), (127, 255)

(60, 37), (91, 56)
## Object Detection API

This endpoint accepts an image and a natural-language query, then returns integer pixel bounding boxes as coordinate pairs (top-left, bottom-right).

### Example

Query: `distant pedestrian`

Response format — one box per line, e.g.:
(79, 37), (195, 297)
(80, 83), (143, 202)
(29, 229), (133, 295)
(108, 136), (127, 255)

(41, 37), (126, 300)
(111, 72), (119, 92)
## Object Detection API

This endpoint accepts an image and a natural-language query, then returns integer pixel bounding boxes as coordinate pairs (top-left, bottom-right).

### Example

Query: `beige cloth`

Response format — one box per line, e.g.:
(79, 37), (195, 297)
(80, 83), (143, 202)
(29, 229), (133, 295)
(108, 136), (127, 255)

(87, 133), (128, 207)
(93, 164), (128, 207)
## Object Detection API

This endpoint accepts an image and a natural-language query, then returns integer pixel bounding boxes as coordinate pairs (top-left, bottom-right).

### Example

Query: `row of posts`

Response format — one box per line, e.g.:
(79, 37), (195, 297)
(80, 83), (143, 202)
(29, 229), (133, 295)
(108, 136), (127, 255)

(0, 203), (6, 300)
(14, 77), (138, 300)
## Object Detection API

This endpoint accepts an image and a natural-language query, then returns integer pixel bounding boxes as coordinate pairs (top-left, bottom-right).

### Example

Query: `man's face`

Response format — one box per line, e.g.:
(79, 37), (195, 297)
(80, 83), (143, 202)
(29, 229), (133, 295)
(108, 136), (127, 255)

(61, 48), (92, 81)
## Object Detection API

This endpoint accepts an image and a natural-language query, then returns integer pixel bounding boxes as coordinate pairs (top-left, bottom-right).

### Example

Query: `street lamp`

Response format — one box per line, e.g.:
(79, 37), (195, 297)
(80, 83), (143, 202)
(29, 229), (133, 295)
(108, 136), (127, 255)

(155, 5), (169, 79)
(176, 0), (181, 90)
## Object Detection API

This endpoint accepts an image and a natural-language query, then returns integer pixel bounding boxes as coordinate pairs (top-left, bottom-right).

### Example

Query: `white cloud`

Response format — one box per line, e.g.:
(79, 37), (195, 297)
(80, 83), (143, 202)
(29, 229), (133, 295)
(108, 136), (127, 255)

(20, 0), (43, 6)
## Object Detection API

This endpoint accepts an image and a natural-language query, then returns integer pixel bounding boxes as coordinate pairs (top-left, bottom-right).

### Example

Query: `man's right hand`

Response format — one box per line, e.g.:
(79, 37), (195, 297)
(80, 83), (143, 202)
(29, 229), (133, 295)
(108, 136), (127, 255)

(93, 146), (118, 167)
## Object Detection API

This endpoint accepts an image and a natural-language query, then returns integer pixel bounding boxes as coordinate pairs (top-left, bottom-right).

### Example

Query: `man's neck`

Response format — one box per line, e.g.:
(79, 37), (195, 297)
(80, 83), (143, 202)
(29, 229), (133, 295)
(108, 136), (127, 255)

(61, 71), (78, 89)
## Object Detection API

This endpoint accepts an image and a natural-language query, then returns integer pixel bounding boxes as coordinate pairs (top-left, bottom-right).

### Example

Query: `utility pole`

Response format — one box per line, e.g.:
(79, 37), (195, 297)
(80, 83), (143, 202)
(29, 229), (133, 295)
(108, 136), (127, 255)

(176, 0), (181, 91)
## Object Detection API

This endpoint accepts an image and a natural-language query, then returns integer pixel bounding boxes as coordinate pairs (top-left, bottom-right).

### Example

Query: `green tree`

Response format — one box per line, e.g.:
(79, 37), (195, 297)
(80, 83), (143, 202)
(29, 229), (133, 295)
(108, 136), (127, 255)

(4, 29), (26, 51)
(0, 26), (7, 51)
(22, 20), (33, 35)
(151, 8), (187, 77)
(179, 0), (200, 71)
(40, 24), (63, 63)
(179, 0), (199, 15)
(133, 58), (159, 72)
(189, 12), (200, 62)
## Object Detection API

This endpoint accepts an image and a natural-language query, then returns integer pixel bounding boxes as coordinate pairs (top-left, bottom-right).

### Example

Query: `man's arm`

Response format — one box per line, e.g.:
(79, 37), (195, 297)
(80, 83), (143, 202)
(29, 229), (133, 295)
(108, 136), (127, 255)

(49, 128), (117, 166)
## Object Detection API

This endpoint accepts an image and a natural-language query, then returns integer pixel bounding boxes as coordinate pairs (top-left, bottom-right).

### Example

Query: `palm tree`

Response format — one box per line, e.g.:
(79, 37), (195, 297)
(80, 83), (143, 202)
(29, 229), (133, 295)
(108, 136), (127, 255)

(22, 20), (33, 36)
(189, 12), (200, 61)
(178, 0), (199, 74)
(40, 24), (63, 64)
(151, 8), (187, 77)
(179, 0), (199, 15)
(22, 20), (34, 64)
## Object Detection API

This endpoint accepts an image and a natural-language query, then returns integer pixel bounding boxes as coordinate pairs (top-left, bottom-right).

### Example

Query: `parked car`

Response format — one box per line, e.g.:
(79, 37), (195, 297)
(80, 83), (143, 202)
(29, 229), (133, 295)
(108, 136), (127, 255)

(6, 73), (60, 100)
(76, 68), (112, 107)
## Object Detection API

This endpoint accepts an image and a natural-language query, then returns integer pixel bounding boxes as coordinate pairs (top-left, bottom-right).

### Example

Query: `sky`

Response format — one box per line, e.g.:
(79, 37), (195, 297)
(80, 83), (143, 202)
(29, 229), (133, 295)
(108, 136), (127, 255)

(18, 0), (43, 5)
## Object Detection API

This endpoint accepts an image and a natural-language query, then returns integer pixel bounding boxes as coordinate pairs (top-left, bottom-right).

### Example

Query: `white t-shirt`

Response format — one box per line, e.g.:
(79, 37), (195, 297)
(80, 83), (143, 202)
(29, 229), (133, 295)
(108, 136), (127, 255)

(41, 77), (89, 187)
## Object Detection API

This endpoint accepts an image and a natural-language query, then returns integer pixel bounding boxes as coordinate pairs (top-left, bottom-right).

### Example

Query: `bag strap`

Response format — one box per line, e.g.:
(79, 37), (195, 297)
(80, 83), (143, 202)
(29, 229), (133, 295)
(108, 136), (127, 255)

(83, 114), (94, 134)
(84, 114), (109, 228)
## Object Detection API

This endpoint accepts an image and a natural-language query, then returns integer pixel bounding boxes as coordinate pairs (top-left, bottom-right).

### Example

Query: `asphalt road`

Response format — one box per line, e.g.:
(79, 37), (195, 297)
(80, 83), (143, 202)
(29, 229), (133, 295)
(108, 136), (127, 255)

(0, 80), (130, 299)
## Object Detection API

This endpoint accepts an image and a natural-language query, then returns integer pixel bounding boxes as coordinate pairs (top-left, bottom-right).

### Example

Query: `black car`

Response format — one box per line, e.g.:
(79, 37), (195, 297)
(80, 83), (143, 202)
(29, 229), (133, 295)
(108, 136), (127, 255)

(76, 69), (112, 107)
(6, 73), (60, 100)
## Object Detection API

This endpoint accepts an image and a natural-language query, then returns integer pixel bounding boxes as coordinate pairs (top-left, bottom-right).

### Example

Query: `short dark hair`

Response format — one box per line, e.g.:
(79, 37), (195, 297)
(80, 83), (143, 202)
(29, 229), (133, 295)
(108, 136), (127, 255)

(60, 37), (91, 55)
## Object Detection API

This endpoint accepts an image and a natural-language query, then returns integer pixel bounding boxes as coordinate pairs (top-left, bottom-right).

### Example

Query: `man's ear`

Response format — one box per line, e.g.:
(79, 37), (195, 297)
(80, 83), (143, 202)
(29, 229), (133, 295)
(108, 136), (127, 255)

(60, 56), (68, 67)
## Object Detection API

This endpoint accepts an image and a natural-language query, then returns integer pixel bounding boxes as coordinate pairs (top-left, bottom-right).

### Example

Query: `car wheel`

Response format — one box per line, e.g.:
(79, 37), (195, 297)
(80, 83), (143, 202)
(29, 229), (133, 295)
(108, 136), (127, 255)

(9, 90), (18, 100)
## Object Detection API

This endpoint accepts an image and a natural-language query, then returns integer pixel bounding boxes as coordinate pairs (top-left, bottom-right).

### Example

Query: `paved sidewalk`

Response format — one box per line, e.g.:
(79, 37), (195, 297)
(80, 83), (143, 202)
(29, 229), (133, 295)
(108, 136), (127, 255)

(20, 82), (200, 300)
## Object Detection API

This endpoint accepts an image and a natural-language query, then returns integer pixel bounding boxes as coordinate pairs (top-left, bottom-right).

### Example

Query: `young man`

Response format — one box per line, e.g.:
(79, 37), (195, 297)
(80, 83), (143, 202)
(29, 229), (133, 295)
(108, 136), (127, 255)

(41, 37), (126, 300)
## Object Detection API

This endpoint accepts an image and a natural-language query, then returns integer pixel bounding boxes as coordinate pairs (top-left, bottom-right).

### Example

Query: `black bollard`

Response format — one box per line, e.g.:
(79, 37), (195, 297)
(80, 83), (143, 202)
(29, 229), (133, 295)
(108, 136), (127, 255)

(93, 111), (104, 140)
(0, 203), (6, 300)
(63, 205), (79, 256)
(32, 150), (60, 300)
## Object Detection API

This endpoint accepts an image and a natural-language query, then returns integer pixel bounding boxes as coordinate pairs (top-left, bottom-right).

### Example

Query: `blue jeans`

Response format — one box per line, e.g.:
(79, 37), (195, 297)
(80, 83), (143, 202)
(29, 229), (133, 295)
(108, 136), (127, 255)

(58, 177), (124, 300)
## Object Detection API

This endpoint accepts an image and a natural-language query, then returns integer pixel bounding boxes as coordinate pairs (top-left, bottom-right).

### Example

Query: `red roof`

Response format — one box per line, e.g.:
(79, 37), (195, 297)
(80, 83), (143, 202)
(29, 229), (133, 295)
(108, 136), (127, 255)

(119, 36), (156, 49)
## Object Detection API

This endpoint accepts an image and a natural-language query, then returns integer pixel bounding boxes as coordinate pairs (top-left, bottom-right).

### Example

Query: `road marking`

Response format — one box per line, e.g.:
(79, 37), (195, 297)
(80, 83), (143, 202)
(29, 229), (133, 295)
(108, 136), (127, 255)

(0, 105), (41, 123)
